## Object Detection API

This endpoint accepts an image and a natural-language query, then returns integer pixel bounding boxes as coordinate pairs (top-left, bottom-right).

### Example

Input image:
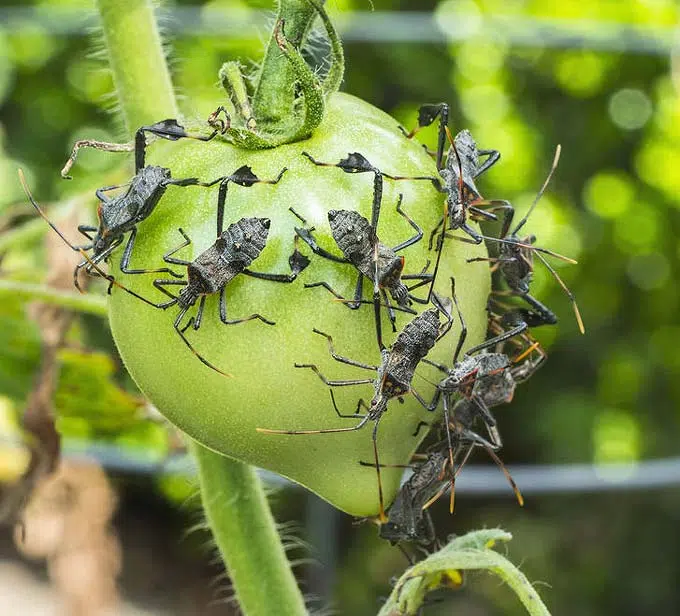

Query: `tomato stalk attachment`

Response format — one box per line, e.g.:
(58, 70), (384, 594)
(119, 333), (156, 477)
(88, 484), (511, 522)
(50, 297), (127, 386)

(215, 0), (345, 148)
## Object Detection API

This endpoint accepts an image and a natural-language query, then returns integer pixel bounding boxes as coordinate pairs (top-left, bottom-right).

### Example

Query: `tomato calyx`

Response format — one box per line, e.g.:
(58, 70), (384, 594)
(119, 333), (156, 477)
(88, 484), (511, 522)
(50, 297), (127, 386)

(214, 0), (345, 149)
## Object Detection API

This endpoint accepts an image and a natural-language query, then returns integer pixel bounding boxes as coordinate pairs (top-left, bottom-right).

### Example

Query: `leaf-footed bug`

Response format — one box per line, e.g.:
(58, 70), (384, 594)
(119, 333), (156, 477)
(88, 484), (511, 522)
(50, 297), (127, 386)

(406, 103), (514, 247)
(59, 165), (204, 290)
(18, 169), (188, 328)
(466, 145), (585, 333)
(292, 151), (444, 348)
(430, 344), (547, 512)
(114, 211), (309, 377)
(290, 201), (437, 350)
(257, 294), (454, 521)
(378, 450), (448, 546)
(57, 118), (231, 289)
(406, 278), (536, 511)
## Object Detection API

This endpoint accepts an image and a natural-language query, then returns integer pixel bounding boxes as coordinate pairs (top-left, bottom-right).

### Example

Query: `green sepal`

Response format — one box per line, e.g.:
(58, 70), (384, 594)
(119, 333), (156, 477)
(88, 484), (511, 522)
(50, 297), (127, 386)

(216, 0), (344, 149)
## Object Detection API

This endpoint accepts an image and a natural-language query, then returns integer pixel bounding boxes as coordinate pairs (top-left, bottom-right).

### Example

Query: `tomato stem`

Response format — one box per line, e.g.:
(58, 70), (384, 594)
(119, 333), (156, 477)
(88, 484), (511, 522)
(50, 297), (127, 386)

(192, 443), (308, 616)
(96, 0), (178, 130)
(215, 0), (344, 148)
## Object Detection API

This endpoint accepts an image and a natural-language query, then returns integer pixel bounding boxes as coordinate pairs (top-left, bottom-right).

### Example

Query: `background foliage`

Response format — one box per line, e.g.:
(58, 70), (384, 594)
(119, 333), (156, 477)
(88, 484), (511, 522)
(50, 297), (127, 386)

(0, 0), (678, 614)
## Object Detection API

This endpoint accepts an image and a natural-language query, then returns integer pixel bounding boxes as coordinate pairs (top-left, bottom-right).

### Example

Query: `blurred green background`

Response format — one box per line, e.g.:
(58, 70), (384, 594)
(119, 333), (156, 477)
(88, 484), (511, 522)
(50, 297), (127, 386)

(0, 0), (678, 614)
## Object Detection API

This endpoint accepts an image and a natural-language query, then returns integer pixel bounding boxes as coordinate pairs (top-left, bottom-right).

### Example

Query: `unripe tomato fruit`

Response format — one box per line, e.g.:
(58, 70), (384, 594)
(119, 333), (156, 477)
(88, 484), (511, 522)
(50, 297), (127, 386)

(109, 93), (490, 516)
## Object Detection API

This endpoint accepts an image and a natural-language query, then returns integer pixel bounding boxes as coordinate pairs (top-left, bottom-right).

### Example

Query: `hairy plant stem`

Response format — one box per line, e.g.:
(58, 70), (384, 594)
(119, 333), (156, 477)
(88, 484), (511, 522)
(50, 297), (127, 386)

(192, 443), (308, 616)
(95, 1), (307, 614)
(252, 0), (324, 125)
(96, 0), (178, 131)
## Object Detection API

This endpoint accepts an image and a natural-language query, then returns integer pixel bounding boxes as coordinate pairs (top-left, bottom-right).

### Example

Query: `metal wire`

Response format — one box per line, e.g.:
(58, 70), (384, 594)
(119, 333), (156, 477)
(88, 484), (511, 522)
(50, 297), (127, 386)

(13, 437), (680, 496)
(0, 6), (675, 55)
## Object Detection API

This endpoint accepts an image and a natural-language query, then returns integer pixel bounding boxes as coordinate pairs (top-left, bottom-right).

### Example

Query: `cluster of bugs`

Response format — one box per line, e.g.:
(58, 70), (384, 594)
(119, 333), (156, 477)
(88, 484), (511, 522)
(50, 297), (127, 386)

(22, 99), (582, 552)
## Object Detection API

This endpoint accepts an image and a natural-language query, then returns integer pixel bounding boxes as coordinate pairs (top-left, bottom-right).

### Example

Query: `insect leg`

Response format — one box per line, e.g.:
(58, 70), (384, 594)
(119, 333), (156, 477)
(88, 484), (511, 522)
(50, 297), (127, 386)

(458, 427), (523, 506)
(243, 235), (311, 282)
(464, 321), (529, 357)
(218, 287), (276, 325)
(406, 103), (449, 170)
(303, 280), (361, 306)
(152, 279), (185, 304)
(294, 226), (347, 263)
(442, 394), (456, 513)
(293, 363), (374, 387)
(372, 417), (388, 522)
(76, 225), (97, 242)
(392, 195), (424, 252)
(95, 183), (131, 203)
(203, 165), (288, 236)
(534, 251), (585, 333)
(256, 412), (371, 436)
(135, 119), (225, 172)
(473, 148), (501, 178)
(515, 292), (559, 327)
(330, 391), (371, 419)
(311, 329), (379, 370)
(174, 306), (233, 378)
(381, 288), (398, 335)
(427, 216), (445, 251)
(192, 296), (207, 330)
(162, 228), (193, 266)
(119, 228), (184, 277)
(61, 140), (133, 179)
(469, 199), (514, 238)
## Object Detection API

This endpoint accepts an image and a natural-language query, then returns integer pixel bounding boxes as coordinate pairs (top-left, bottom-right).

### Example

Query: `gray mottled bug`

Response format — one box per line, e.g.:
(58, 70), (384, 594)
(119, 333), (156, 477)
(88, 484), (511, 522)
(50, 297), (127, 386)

(293, 151), (443, 348)
(291, 202), (436, 349)
(406, 103), (514, 247)
(258, 295), (453, 521)
(57, 118), (240, 289)
(378, 451), (448, 546)
(127, 216), (309, 377)
(466, 145), (585, 333)
(66, 165), (203, 290)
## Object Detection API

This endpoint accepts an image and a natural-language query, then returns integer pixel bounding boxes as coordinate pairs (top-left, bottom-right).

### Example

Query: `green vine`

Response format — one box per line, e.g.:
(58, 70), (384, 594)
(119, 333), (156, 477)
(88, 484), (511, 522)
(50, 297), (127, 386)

(0, 280), (108, 316)
(379, 530), (551, 616)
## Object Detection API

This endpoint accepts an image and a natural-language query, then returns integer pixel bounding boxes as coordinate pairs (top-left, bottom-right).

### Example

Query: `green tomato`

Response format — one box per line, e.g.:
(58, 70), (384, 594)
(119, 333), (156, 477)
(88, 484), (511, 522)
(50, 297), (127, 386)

(109, 92), (490, 517)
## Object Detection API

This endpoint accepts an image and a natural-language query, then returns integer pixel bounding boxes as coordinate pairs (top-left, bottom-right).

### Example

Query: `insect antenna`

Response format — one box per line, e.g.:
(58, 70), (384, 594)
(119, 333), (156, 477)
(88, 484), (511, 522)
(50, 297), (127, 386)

(512, 340), (542, 364)
(20, 169), (94, 253)
(174, 308), (233, 378)
(534, 250), (585, 334)
(448, 277), (467, 364)
(510, 144), (561, 237)
(479, 443), (524, 507)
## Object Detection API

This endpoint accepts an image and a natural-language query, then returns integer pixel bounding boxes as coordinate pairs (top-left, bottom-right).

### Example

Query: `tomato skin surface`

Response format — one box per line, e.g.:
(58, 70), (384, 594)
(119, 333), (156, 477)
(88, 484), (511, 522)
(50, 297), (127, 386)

(108, 92), (490, 517)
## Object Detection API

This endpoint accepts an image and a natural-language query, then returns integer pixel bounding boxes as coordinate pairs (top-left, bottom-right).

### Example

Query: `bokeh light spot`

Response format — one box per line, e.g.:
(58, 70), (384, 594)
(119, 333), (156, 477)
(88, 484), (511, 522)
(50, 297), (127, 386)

(608, 88), (653, 131)
(583, 171), (634, 219)
(592, 408), (641, 466)
(554, 51), (607, 98)
(613, 204), (660, 254)
(597, 349), (643, 406)
(8, 23), (57, 70)
(460, 84), (509, 125)
(455, 38), (508, 82)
